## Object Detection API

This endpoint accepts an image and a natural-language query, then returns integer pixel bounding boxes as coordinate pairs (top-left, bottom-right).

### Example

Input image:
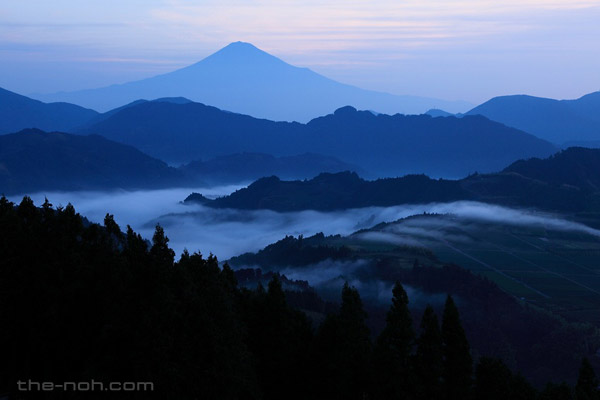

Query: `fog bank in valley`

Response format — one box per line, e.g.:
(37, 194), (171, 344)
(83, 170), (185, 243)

(8, 190), (600, 261)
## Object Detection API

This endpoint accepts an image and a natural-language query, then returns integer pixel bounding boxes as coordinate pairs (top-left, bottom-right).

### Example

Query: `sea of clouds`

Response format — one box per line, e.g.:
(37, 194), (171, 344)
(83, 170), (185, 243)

(9, 188), (599, 262)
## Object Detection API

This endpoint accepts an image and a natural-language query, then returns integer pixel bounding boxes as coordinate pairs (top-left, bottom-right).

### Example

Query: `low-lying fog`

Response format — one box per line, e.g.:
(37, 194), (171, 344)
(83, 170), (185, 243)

(9, 188), (600, 261)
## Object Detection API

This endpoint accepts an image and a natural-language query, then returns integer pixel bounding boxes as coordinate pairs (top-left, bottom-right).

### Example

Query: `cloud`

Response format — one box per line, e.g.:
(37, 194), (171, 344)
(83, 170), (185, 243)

(272, 258), (448, 306)
(425, 201), (600, 237)
(2, 0), (599, 100)
(8, 189), (599, 263)
(8, 188), (600, 307)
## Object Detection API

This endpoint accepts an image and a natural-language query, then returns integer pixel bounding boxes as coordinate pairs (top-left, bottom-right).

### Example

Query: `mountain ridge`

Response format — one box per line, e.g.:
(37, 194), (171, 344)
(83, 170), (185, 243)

(184, 147), (600, 213)
(0, 128), (187, 194)
(31, 41), (472, 121)
(0, 87), (99, 134)
(466, 91), (600, 144)
(80, 100), (557, 177)
(181, 152), (362, 184)
(0, 128), (368, 194)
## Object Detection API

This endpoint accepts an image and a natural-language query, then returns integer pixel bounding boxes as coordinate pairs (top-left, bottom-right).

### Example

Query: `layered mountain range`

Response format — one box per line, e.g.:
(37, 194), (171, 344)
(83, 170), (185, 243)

(0, 41), (598, 192)
(31, 42), (472, 121)
(0, 129), (185, 194)
(466, 92), (600, 144)
(185, 147), (600, 214)
(0, 87), (98, 134)
(1, 85), (558, 178)
(78, 101), (557, 176)
(0, 129), (360, 194)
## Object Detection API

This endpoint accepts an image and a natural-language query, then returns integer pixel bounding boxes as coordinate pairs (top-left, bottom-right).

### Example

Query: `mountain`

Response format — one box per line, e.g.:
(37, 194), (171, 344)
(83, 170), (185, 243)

(425, 109), (456, 118)
(466, 92), (600, 144)
(226, 220), (600, 386)
(0, 129), (188, 194)
(563, 140), (600, 149)
(82, 96), (194, 126)
(81, 100), (557, 177)
(33, 42), (472, 121)
(185, 147), (600, 213)
(80, 100), (300, 163)
(301, 107), (557, 177)
(0, 87), (98, 134)
(181, 152), (362, 184)
(503, 147), (600, 192)
(185, 172), (471, 211)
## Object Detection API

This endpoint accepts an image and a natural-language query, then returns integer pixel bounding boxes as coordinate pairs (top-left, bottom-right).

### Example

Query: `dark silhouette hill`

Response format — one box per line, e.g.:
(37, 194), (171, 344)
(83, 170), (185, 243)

(301, 106), (556, 177)
(80, 100), (301, 163)
(0, 129), (187, 194)
(503, 147), (600, 192)
(563, 140), (600, 149)
(82, 96), (193, 127)
(425, 109), (456, 117)
(184, 172), (473, 211)
(81, 100), (557, 177)
(185, 148), (600, 213)
(33, 41), (471, 121)
(0, 87), (98, 134)
(181, 152), (362, 183)
(466, 92), (600, 144)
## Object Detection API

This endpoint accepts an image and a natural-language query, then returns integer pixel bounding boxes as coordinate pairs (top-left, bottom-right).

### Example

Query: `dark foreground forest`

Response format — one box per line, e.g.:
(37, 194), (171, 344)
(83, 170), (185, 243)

(0, 196), (598, 399)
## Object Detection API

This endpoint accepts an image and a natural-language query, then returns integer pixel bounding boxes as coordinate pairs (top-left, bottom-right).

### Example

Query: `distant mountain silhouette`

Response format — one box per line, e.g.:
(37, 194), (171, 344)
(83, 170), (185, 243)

(185, 147), (600, 213)
(82, 97), (194, 126)
(503, 147), (600, 192)
(185, 172), (471, 211)
(33, 42), (472, 121)
(0, 129), (187, 194)
(79, 100), (300, 163)
(466, 92), (600, 144)
(81, 100), (557, 177)
(562, 140), (600, 149)
(0, 87), (98, 134)
(425, 109), (456, 118)
(181, 152), (362, 184)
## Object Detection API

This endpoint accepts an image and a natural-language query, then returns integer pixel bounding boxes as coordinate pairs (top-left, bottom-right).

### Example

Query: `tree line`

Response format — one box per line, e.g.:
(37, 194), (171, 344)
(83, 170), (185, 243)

(0, 196), (597, 399)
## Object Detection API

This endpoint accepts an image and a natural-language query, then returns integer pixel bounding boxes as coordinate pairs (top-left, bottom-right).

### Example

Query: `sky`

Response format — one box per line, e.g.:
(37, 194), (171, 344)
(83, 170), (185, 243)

(1, 0), (599, 104)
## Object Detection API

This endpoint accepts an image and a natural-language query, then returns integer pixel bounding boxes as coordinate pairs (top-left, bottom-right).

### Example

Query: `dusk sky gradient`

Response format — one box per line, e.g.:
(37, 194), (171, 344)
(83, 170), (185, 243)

(1, 0), (599, 104)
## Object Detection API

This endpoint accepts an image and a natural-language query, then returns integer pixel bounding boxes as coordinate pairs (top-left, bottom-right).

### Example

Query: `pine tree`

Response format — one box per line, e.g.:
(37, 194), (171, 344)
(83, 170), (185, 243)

(266, 273), (286, 314)
(103, 213), (121, 236)
(442, 295), (472, 400)
(150, 224), (175, 266)
(473, 358), (537, 400)
(125, 225), (148, 261)
(315, 282), (371, 400)
(539, 382), (573, 400)
(221, 263), (238, 291)
(415, 305), (443, 400)
(474, 357), (513, 400)
(576, 358), (599, 400)
(372, 281), (415, 399)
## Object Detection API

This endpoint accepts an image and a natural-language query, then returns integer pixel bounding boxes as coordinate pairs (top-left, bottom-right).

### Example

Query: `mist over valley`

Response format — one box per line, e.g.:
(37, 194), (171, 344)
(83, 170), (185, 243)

(2, 10), (600, 397)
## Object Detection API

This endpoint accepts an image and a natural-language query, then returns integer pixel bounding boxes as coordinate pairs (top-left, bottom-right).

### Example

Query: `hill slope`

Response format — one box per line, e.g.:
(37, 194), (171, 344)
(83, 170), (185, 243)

(181, 152), (361, 183)
(33, 42), (471, 121)
(185, 147), (600, 213)
(185, 172), (472, 211)
(0, 87), (98, 134)
(503, 147), (600, 192)
(0, 129), (187, 194)
(82, 101), (557, 177)
(466, 92), (600, 144)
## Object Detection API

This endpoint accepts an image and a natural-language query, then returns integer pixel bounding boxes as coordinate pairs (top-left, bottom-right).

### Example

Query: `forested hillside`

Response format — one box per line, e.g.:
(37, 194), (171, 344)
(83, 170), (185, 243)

(0, 196), (598, 399)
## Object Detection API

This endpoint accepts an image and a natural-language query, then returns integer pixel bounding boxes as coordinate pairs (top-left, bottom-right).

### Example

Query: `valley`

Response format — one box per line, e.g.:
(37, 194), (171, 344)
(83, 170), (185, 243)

(2, 27), (600, 398)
